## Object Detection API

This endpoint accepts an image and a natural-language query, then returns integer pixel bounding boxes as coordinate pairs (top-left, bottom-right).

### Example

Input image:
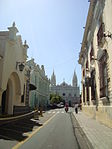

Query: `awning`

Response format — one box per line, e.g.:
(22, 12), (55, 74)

(29, 83), (37, 91)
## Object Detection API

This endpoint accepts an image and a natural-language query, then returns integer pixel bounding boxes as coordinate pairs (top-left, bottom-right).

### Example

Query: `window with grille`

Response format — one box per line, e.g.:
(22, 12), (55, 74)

(91, 70), (96, 101)
(83, 69), (85, 77)
(97, 22), (105, 47)
(86, 60), (88, 68)
(99, 57), (107, 98)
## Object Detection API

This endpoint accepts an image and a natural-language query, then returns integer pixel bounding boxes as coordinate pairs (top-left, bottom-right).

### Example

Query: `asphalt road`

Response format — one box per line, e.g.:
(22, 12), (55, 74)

(17, 108), (79, 149)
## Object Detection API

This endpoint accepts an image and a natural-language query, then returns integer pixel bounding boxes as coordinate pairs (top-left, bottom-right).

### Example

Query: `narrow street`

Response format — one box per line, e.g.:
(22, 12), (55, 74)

(1, 1), (112, 149)
(0, 108), (80, 149)
(15, 108), (79, 149)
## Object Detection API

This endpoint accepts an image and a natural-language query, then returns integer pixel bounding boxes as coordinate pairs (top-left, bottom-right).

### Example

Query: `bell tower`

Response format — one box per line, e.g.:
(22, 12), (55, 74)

(51, 70), (56, 86)
(72, 70), (77, 87)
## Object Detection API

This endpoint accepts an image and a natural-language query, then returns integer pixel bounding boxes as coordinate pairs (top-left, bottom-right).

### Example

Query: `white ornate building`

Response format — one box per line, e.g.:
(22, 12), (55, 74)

(50, 70), (80, 105)
(0, 23), (29, 115)
(79, 0), (112, 128)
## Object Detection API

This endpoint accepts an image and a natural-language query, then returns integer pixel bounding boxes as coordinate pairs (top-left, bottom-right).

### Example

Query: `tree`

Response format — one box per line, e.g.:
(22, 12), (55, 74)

(49, 93), (63, 105)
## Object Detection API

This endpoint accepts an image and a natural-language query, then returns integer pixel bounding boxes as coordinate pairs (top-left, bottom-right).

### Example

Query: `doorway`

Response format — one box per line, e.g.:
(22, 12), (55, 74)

(1, 84), (9, 115)
(1, 90), (7, 114)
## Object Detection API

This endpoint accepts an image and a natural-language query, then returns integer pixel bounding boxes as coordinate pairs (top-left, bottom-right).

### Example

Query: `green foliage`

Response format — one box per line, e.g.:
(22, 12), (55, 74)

(49, 93), (62, 104)
(50, 94), (54, 100)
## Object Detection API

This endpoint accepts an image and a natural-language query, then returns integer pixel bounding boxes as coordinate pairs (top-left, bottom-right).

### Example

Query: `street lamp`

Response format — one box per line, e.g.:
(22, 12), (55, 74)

(81, 78), (85, 84)
(86, 68), (89, 77)
(104, 31), (112, 39)
(90, 56), (98, 69)
(85, 68), (91, 87)
(0, 55), (3, 60)
(16, 62), (25, 72)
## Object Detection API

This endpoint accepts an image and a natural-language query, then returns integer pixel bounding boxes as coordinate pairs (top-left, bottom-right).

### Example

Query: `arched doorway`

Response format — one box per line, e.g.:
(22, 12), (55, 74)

(1, 72), (21, 115)
(1, 79), (13, 115)
(1, 90), (6, 114)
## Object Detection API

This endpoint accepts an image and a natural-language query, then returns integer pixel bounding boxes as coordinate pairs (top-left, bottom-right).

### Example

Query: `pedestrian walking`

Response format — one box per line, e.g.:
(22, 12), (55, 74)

(65, 103), (69, 112)
(75, 103), (78, 114)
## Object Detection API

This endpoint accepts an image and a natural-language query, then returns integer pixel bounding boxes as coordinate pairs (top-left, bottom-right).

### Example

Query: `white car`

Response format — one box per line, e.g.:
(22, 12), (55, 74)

(57, 103), (64, 108)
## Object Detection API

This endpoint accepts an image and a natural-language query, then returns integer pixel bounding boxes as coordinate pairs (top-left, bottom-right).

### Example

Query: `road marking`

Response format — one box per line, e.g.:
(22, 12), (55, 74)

(47, 111), (66, 114)
(48, 111), (51, 113)
(12, 113), (57, 149)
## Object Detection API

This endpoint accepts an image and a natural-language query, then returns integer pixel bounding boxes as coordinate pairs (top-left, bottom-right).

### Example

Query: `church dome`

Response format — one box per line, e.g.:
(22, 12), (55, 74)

(60, 81), (68, 87)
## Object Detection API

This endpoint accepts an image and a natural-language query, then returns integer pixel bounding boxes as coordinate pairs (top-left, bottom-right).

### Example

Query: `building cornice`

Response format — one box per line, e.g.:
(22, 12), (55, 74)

(78, 0), (97, 65)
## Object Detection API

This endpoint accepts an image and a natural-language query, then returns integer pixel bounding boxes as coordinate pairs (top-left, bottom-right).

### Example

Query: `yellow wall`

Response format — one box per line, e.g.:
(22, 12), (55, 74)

(82, 106), (112, 128)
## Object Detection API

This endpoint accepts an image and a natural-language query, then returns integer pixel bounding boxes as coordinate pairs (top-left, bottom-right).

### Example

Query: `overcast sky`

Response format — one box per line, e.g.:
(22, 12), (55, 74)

(0, 0), (89, 88)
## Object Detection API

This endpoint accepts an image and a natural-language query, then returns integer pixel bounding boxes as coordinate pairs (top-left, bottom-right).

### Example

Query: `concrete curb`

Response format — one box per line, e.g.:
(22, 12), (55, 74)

(70, 112), (94, 149)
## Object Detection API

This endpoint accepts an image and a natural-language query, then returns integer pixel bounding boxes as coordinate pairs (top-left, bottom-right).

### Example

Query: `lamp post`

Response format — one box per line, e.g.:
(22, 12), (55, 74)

(16, 62), (25, 72)
(86, 68), (89, 77)
(0, 55), (3, 60)
(85, 68), (91, 87)
(104, 31), (112, 39)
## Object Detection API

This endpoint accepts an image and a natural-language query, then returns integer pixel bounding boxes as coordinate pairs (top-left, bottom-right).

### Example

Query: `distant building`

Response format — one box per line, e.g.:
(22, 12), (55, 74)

(50, 70), (80, 105)
(27, 59), (50, 109)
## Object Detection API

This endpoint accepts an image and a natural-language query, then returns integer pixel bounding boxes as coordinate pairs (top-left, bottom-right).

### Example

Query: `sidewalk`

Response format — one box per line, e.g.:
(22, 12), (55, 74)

(73, 111), (112, 149)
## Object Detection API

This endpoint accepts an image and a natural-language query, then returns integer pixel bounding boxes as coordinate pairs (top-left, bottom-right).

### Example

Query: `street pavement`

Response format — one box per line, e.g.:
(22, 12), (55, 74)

(0, 110), (55, 149)
(73, 110), (112, 149)
(1, 108), (111, 149)
(15, 108), (79, 149)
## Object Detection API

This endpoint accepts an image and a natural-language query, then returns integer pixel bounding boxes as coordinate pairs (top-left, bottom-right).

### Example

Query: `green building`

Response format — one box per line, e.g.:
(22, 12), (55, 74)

(27, 59), (50, 110)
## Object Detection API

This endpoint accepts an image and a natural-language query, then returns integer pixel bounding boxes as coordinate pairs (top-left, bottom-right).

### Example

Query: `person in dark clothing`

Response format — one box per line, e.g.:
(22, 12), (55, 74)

(75, 103), (78, 114)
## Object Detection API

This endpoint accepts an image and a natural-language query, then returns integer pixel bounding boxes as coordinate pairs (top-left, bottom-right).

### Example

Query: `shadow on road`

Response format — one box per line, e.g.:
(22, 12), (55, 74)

(0, 118), (42, 141)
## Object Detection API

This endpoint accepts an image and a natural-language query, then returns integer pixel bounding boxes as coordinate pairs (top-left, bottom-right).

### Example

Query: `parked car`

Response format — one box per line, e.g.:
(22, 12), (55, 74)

(57, 103), (64, 108)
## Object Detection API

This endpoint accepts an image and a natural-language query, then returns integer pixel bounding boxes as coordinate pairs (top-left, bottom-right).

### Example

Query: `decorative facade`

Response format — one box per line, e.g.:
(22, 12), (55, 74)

(50, 70), (80, 105)
(27, 59), (50, 110)
(0, 23), (29, 115)
(79, 0), (112, 127)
